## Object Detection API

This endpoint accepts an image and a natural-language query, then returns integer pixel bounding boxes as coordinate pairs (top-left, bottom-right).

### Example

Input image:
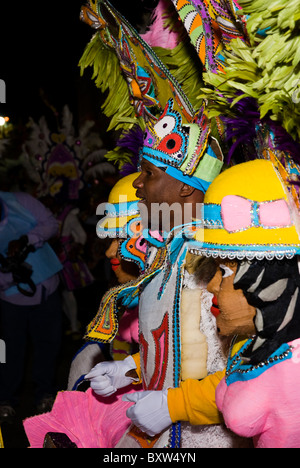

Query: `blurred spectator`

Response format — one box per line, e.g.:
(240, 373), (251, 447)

(0, 191), (63, 422)
(51, 198), (94, 337)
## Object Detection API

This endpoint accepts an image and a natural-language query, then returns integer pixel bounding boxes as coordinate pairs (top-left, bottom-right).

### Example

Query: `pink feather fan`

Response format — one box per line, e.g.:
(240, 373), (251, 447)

(23, 387), (140, 448)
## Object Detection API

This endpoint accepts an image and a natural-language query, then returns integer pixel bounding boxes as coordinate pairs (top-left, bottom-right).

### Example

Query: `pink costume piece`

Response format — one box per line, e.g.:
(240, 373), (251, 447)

(216, 338), (300, 448)
(23, 386), (141, 448)
(221, 195), (292, 233)
(141, 0), (179, 49)
(117, 306), (139, 344)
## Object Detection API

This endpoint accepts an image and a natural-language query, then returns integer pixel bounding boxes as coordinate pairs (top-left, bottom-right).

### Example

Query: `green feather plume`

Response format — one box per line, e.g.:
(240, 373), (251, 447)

(199, 0), (300, 142)
(79, 34), (142, 133)
(153, 40), (204, 112)
(104, 147), (135, 170)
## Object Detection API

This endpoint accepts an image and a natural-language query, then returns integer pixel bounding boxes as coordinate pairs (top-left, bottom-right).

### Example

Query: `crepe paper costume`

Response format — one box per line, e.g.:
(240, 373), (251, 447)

(23, 386), (142, 449)
(114, 224), (250, 449)
(78, 0), (253, 449)
(190, 159), (300, 447)
(68, 173), (145, 390)
(85, 224), (248, 448)
(83, 89), (241, 447)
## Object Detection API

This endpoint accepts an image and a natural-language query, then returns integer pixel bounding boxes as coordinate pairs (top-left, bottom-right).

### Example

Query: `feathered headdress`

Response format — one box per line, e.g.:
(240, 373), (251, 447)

(21, 105), (115, 200)
(79, 0), (223, 170)
(79, 0), (230, 187)
(166, 0), (300, 207)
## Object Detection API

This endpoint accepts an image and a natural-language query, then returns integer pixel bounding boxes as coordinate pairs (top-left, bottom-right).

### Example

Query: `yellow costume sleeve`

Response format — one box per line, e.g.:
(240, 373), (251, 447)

(131, 352), (142, 384)
(167, 370), (226, 425)
(167, 337), (248, 425)
(0, 426), (3, 448)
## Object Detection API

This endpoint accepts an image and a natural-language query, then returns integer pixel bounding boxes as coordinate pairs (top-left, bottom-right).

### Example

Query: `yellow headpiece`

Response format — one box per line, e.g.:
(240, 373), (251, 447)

(97, 172), (140, 237)
(191, 160), (300, 260)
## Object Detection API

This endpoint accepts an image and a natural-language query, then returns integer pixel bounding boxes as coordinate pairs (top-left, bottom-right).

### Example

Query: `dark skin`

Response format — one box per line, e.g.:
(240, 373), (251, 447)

(133, 159), (204, 231)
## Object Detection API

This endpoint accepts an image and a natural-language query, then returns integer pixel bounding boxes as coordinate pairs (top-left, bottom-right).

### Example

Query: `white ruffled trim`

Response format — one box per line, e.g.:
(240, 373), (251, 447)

(189, 247), (297, 261)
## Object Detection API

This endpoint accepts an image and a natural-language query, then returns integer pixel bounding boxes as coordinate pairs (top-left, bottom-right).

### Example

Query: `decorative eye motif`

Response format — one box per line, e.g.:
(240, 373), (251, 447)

(154, 116), (176, 138)
(157, 132), (184, 156)
(120, 218), (147, 270)
(144, 128), (155, 147)
(142, 99), (188, 165)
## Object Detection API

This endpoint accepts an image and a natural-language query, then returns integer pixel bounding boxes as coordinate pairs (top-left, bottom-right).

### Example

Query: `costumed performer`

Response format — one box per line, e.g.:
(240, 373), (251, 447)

(189, 158), (300, 448)
(44, 0), (251, 449)
(67, 172), (146, 391)
(84, 99), (251, 448)
(23, 172), (146, 448)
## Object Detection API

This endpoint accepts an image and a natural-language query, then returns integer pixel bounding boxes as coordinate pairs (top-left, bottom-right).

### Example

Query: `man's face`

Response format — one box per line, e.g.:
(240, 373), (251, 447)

(133, 159), (186, 231)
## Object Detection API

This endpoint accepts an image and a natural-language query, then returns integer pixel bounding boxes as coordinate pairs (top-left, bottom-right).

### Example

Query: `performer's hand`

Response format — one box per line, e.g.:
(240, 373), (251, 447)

(85, 355), (139, 397)
(122, 390), (172, 436)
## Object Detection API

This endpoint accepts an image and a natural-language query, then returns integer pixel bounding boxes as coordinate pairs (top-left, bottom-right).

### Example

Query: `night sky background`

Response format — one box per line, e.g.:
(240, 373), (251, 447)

(0, 0), (159, 140)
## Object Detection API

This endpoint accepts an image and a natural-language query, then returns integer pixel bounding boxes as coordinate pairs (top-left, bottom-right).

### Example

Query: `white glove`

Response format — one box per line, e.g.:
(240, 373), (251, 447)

(85, 355), (139, 397)
(122, 390), (172, 436)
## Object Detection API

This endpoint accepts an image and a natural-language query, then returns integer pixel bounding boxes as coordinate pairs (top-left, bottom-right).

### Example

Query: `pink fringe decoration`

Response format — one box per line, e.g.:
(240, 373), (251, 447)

(23, 386), (142, 448)
(141, 0), (179, 49)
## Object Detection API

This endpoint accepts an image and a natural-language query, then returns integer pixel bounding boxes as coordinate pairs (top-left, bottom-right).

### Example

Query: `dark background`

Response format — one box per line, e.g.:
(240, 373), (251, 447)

(0, 0), (159, 133)
(0, 0), (159, 448)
